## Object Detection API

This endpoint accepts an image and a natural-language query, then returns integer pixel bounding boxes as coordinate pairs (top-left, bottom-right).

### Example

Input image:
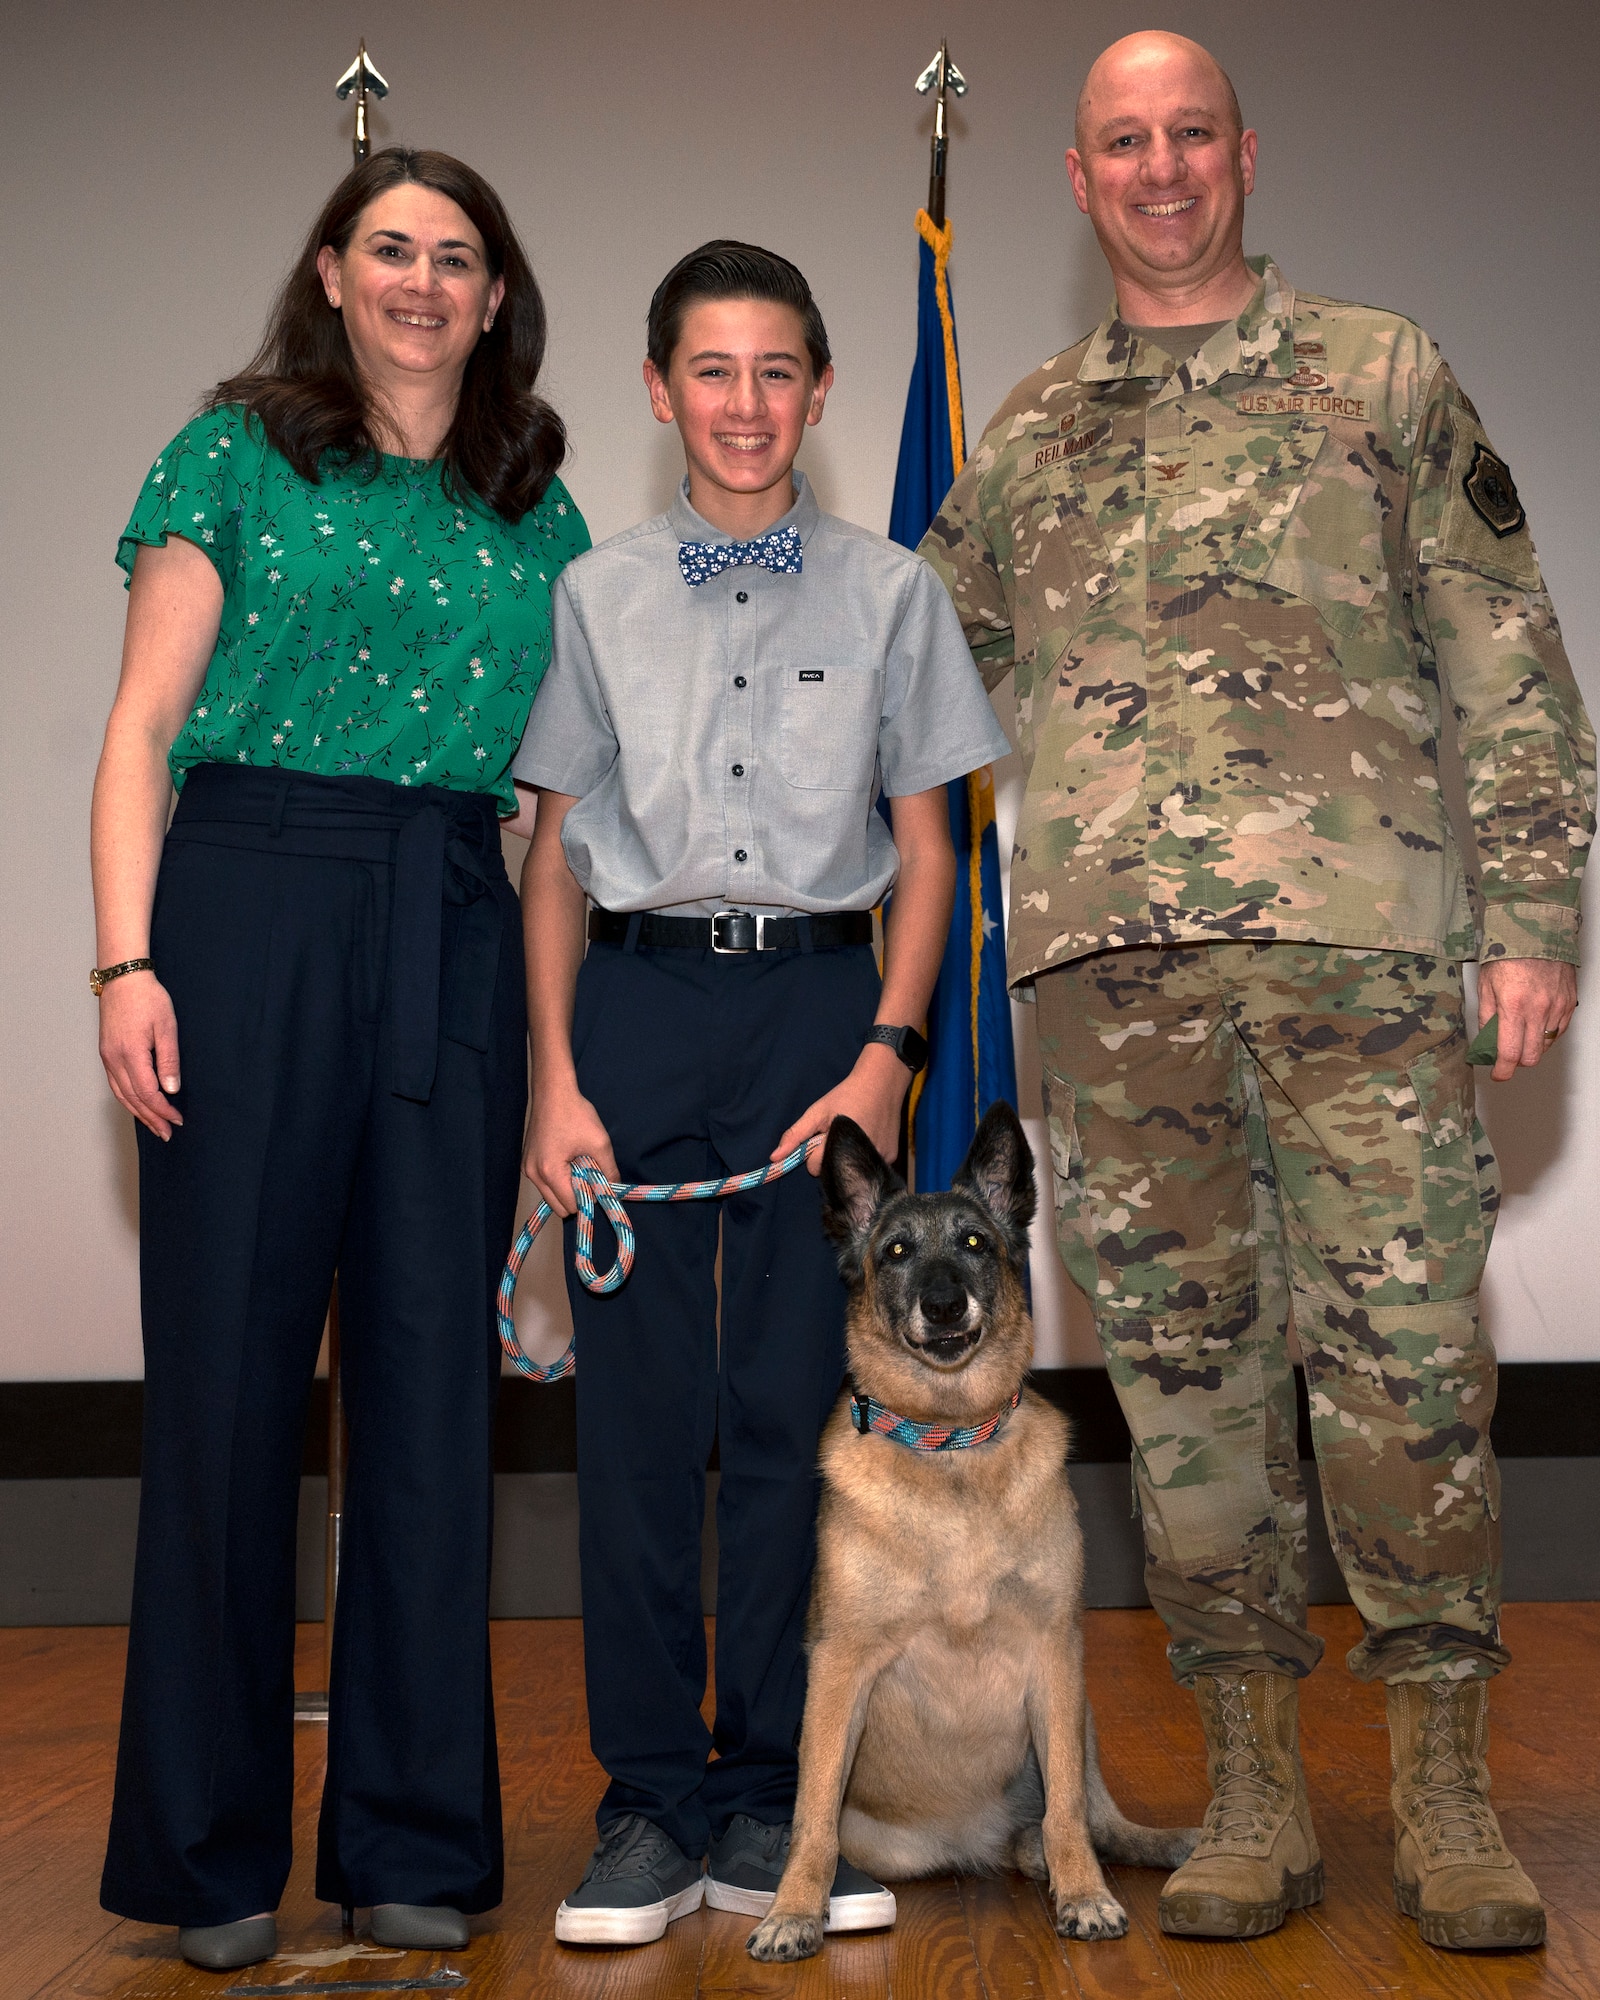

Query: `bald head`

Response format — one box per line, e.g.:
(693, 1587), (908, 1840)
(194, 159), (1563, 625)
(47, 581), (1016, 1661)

(1075, 31), (1241, 153)
(1064, 29), (1257, 323)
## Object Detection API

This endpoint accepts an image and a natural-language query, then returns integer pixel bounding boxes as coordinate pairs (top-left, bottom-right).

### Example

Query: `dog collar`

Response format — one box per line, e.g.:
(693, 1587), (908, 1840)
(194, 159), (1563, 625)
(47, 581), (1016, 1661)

(851, 1387), (1021, 1452)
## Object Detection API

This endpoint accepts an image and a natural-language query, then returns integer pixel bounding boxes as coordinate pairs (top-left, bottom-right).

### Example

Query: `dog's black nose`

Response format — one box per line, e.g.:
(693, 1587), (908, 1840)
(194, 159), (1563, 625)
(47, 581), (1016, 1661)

(919, 1279), (969, 1329)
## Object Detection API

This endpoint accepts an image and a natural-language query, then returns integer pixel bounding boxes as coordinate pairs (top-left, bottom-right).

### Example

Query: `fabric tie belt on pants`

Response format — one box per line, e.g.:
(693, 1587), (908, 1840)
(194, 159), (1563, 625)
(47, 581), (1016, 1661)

(168, 762), (505, 1103)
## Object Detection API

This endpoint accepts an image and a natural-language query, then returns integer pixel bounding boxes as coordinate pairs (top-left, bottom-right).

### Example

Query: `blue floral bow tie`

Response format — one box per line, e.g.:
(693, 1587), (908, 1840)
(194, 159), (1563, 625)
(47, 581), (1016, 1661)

(678, 523), (803, 587)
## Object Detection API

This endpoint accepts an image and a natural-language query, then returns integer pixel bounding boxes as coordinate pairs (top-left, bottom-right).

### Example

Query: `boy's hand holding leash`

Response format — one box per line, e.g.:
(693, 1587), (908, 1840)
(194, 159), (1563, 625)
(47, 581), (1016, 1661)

(525, 1078), (620, 1219)
(520, 784), (623, 1215)
(777, 784), (956, 1175)
(773, 1039), (911, 1176)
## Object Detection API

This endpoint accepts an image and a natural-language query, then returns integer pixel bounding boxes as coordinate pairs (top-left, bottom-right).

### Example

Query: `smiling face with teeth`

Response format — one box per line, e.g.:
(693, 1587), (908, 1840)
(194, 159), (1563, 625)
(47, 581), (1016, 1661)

(644, 296), (834, 540)
(316, 182), (504, 452)
(1065, 31), (1258, 326)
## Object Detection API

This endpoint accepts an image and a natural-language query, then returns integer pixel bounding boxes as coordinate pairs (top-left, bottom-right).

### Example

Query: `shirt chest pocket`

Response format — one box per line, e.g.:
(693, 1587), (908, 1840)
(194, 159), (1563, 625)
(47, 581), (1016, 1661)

(1230, 418), (1389, 640)
(1007, 462), (1120, 676)
(778, 666), (883, 792)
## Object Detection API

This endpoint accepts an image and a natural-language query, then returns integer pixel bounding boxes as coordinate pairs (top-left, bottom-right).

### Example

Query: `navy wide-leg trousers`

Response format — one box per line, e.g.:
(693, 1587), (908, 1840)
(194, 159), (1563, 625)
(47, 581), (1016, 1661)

(566, 936), (881, 1858)
(100, 764), (526, 1928)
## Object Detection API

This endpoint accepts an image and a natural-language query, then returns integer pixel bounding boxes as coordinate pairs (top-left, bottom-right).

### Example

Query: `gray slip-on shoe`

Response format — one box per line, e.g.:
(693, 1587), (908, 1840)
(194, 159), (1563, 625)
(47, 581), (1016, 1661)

(370, 1903), (470, 1949)
(555, 1813), (705, 1946)
(177, 1915), (278, 1970)
(705, 1814), (897, 1932)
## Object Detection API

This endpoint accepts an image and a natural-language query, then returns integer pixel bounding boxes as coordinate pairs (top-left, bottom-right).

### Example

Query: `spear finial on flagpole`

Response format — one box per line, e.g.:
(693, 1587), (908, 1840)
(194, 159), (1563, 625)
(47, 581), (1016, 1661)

(914, 40), (968, 230)
(335, 39), (390, 164)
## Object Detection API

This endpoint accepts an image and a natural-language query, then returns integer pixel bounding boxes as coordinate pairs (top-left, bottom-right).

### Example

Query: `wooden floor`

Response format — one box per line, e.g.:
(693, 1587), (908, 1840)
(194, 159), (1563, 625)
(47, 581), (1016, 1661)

(6, 1606), (1599, 1999)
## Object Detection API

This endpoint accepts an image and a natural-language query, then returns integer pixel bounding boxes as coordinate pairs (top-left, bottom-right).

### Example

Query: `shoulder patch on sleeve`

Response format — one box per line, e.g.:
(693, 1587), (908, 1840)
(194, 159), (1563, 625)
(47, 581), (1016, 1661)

(1462, 441), (1525, 539)
(1434, 411), (1541, 590)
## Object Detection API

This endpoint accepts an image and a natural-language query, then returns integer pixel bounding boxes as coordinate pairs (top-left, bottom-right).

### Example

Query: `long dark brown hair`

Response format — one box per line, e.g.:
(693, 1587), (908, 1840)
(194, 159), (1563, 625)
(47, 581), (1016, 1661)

(210, 148), (566, 522)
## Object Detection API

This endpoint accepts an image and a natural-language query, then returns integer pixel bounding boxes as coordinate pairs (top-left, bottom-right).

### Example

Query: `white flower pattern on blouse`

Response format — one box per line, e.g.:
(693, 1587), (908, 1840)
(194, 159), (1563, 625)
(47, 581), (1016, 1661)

(119, 405), (589, 806)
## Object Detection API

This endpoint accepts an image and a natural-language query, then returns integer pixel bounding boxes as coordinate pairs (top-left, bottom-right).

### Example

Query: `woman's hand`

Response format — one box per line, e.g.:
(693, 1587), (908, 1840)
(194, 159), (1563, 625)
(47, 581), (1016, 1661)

(98, 971), (183, 1139)
(523, 1081), (620, 1217)
(91, 536), (221, 1137)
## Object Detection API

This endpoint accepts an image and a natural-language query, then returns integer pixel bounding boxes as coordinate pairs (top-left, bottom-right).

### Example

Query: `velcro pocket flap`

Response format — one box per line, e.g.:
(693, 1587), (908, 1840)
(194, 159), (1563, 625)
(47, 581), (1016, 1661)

(1403, 1032), (1473, 1149)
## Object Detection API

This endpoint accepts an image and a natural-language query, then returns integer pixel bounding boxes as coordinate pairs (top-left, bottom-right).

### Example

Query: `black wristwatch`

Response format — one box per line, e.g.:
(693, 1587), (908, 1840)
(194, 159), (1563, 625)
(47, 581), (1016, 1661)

(865, 1024), (929, 1075)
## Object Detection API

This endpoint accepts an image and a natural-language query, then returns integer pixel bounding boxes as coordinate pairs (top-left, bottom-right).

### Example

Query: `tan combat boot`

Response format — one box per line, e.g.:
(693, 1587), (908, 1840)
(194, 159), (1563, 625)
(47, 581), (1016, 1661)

(1158, 1672), (1323, 1938)
(1388, 1678), (1545, 1950)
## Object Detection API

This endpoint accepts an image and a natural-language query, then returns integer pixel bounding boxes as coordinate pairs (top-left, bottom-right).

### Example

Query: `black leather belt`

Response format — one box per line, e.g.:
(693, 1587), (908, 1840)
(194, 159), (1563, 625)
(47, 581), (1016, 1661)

(588, 908), (875, 954)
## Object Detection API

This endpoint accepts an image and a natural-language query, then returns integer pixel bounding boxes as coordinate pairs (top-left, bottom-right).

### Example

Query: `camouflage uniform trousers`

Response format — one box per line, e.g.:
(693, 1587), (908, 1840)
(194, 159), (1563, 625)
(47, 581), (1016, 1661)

(1034, 941), (1507, 1688)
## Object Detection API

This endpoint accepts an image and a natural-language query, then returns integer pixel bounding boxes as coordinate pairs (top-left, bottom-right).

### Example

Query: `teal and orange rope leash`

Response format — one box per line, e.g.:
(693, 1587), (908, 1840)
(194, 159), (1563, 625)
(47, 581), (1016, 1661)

(497, 1138), (822, 1382)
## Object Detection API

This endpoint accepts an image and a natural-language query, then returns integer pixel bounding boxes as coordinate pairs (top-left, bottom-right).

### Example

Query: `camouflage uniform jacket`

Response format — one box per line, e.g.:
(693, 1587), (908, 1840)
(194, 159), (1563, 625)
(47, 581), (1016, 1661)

(920, 257), (1595, 988)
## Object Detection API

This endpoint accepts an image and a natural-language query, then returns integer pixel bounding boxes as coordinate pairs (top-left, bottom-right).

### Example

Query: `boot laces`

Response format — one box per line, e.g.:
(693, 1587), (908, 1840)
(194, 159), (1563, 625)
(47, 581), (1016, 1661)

(1202, 1679), (1288, 1848)
(1410, 1685), (1500, 1861)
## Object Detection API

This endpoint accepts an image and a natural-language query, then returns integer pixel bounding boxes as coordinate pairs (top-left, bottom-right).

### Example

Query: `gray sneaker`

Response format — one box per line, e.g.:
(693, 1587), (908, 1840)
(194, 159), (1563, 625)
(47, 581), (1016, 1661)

(704, 1814), (897, 1933)
(555, 1814), (705, 1946)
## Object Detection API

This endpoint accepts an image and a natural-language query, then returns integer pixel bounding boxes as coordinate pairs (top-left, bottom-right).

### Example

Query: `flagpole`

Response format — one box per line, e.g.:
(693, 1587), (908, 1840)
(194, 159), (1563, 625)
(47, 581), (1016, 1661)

(335, 39), (390, 164)
(916, 40), (967, 232)
(895, 42), (1018, 1192)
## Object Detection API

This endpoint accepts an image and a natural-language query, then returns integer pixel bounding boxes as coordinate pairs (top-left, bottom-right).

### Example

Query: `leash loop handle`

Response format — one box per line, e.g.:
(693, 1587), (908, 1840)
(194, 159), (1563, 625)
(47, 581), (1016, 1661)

(497, 1139), (820, 1384)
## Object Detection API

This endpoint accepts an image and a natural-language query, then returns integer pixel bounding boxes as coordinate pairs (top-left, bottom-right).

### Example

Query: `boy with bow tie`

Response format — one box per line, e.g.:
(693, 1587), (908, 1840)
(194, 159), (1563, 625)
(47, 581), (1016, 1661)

(511, 240), (1008, 1946)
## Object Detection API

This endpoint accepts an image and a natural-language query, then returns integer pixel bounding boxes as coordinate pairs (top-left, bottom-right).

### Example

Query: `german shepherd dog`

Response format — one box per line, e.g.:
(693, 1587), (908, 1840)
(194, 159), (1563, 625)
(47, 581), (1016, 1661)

(747, 1102), (1198, 1962)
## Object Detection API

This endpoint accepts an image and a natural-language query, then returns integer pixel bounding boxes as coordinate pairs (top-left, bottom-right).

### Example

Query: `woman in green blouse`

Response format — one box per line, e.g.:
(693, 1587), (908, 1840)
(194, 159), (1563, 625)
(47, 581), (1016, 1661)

(91, 149), (587, 1971)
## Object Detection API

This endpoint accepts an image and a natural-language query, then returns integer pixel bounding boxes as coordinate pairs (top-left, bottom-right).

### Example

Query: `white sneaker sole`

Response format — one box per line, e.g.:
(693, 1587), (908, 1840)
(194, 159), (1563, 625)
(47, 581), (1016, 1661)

(554, 1877), (704, 1945)
(704, 1877), (897, 1933)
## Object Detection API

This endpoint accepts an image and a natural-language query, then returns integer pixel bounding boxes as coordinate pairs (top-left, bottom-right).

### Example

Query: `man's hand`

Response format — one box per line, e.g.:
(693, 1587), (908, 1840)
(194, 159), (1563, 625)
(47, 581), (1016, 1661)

(1476, 958), (1578, 1081)
(523, 1081), (620, 1216)
(772, 1044), (910, 1176)
(99, 970), (183, 1140)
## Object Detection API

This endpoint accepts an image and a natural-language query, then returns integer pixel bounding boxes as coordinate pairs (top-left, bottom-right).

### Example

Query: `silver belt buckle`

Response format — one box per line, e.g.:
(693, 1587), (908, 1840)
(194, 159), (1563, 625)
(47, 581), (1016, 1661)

(710, 910), (758, 953)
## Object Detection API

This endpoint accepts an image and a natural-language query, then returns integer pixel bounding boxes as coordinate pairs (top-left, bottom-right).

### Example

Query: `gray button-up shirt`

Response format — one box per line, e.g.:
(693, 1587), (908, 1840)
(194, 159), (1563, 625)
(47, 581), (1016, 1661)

(512, 474), (1010, 915)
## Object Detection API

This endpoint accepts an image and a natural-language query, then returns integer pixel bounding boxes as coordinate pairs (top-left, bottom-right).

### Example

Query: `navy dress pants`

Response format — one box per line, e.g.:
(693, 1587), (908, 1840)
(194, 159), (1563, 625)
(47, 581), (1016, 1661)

(566, 935), (881, 1858)
(100, 764), (525, 1928)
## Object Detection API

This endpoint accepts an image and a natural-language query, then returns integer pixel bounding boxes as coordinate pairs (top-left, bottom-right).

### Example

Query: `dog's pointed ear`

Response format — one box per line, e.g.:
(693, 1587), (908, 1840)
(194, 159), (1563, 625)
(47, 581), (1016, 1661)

(952, 1101), (1037, 1257)
(820, 1117), (902, 1267)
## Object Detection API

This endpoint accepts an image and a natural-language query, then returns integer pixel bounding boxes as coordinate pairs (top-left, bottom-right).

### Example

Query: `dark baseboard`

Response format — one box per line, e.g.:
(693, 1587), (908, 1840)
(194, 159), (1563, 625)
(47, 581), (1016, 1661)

(3, 1363), (1596, 1480)
(3, 1367), (1596, 1624)
(6, 1459), (1598, 1626)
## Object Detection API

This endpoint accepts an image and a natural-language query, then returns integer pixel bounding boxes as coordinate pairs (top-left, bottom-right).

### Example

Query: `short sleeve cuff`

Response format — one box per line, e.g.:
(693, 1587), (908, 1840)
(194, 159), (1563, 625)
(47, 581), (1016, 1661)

(116, 408), (244, 589)
(879, 730), (1011, 799)
(1479, 899), (1581, 964)
(509, 741), (614, 797)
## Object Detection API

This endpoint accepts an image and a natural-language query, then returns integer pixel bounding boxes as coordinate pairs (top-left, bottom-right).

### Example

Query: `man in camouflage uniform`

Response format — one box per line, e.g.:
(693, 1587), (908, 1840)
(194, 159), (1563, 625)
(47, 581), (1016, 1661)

(921, 28), (1593, 1954)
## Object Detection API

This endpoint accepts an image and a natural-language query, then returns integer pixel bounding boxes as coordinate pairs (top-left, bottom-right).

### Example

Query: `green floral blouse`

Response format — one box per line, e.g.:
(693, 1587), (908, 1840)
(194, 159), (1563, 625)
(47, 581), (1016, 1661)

(118, 405), (590, 808)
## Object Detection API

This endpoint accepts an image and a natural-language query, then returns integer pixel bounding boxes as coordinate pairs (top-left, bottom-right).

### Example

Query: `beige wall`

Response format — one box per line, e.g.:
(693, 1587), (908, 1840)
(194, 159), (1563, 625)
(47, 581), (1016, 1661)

(3, 0), (1596, 1377)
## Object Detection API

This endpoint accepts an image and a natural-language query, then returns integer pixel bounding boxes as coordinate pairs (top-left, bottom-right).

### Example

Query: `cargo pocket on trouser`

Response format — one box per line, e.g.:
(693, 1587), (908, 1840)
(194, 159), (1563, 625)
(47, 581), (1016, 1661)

(1404, 1029), (1494, 1300)
(1039, 1066), (1099, 1300)
(1117, 1314), (1320, 1684)
(1294, 1288), (1506, 1680)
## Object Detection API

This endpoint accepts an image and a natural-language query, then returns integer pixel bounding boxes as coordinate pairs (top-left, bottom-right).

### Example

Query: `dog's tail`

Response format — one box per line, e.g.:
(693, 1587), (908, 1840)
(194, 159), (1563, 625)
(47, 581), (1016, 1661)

(1083, 1704), (1200, 1871)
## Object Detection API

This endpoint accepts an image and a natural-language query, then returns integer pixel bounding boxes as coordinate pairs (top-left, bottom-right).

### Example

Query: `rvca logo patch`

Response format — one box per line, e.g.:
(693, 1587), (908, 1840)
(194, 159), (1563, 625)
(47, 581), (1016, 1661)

(1463, 441), (1525, 539)
(798, 670), (824, 682)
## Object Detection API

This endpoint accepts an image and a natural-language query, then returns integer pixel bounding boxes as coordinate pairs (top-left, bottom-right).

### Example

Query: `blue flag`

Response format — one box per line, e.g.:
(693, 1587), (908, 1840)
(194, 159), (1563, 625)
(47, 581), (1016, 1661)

(887, 211), (1018, 1191)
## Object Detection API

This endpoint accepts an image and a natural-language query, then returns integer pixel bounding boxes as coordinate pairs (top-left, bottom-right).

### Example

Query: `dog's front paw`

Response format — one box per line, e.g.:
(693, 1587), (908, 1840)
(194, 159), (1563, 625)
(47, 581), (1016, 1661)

(747, 1911), (824, 1962)
(1054, 1892), (1128, 1941)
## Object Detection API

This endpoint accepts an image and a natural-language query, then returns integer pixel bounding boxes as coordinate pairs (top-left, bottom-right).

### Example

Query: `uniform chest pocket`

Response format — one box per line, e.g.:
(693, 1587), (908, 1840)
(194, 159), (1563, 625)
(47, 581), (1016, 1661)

(1008, 462), (1119, 675)
(1231, 419), (1388, 640)
(778, 666), (882, 791)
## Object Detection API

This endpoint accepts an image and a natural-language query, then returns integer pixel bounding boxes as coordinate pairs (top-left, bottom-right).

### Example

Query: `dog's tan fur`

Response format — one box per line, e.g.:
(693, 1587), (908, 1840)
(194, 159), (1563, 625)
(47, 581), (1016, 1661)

(748, 1113), (1195, 1961)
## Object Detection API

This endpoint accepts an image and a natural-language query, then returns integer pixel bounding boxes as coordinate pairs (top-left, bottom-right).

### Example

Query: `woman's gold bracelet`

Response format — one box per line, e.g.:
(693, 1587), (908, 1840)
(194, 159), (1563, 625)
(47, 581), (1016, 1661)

(89, 958), (155, 997)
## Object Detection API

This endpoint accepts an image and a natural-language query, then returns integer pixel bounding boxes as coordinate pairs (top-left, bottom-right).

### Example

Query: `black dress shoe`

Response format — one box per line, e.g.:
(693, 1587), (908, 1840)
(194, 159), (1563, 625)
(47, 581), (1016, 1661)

(370, 1903), (470, 1948)
(178, 1914), (278, 1969)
